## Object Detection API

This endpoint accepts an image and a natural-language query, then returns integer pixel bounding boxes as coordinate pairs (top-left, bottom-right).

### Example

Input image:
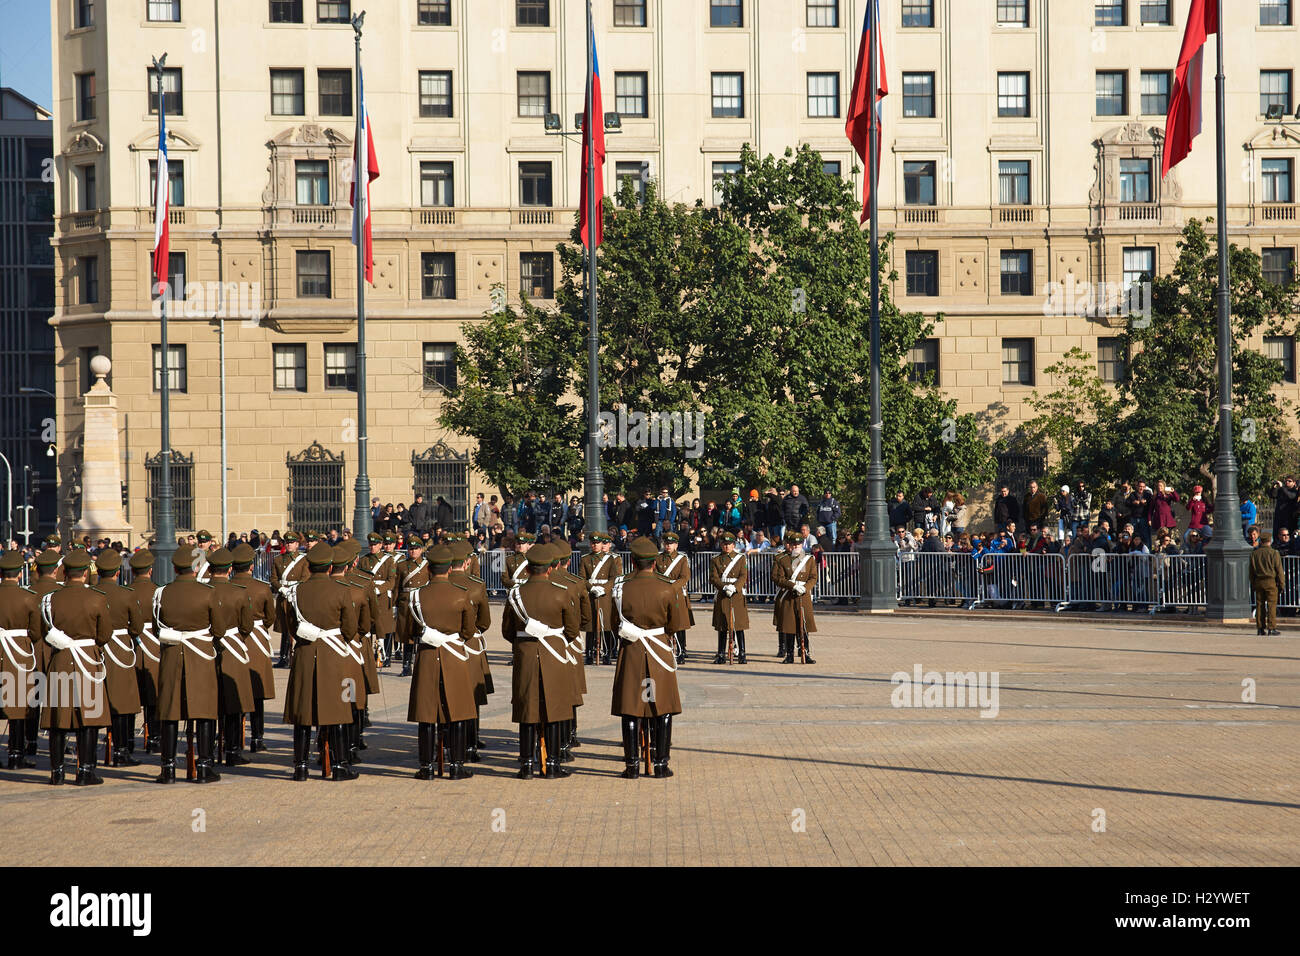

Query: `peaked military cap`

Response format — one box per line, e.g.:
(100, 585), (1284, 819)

(284, 531), (302, 543)
(208, 548), (234, 569)
(427, 544), (455, 566)
(173, 546), (202, 570)
(94, 550), (122, 573)
(0, 552), (25, 572)
(590, 531), (611, 543)
(526, 544), (554, 567)
(35, 549), (61, 568)
(196, 530), (213, 543)
(63, 549), (93, 571)
(662, 532), (679, 544)
(367, 532), (382, 544)
(551, 539), (572, 560)
(232, 543), (256, 564)
(630, 537), (660, 560)
(129, 549), (156, 570)
(449, 540), (472, 561)
(517, 532), (536, 545)
(306, 543), (335, 567)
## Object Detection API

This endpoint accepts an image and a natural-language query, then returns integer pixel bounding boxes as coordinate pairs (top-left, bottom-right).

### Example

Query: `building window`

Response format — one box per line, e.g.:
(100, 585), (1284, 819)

(147, 0), (181, 21)
(418, 0), (451, 25)
(1266, 336), (1298, 383)
(297, 250), (331, 297)
(807, 73), (840, 118)
(517, 71), (550, 116)
(1261, 0), (1292, 25)
(520, 253), (554, 298)
(152, 344), (188, 392)
(318, 69), (352, 116)
(1263, 158), (1294, 203)
(269, 0), (303, 22)
(997, 0), (1028, 26)
(614, 0), (647, 26)
(1139, 0), (1169, 23)
(149, 158), (185, 206)
(412, 443), (470, 528)
(286, 442), (345, 533)
(271, 69), (305, 115)
(1140, 70), (1170, 115)
(1095, 0), (1126, 26)
(999, 160), (1030, 204)
(712, 160), (741, 205)
(902, 72), (935, 117)
(421, 252), (455, 299)
(76, 73), (96, 121)
(711, 72), (744, 117)
(78, 164), (97, 211)
(902, 0), (933, 27)
(823, 160), (842, 178)
(1260, 70), (1292, 115)
(615, 72), (648, 117)
(997, 72), (1029, 117)
(516, 0), (549, 27)
(324, 344), (357, 390)
(1122, 246), (1155, 293)
(79, 256), (99, 304)
(905, 251), (939, 296)
(161, 252), (187, 300)
(295, 160), (329, 205)
(1096, 71), (1127, 115)
(1119, 158), (1152, 203)
(146, 451), (195, 532)
(519, 162), (553, 206)
(148, 67), (184, 115)
(710, 0), (742, 28)
(420, 162), (454, 206)
(903, 161), (936, 205)
(807, 0), (837, 27)
(317, 0), (349, 22)
(1002, 338), (1034, 385)
(1097, 337), (1127, 383)
(615, 161), (648, 203)
(906, 338), (939, 383)
(273, 344), (307, 392)
(75, 0), (94, 29)
(1000, 250), (1033, 296)
(1263, 247), (1296, 286)
(422, 343), (457, 390)
(418, 70), (453, 118)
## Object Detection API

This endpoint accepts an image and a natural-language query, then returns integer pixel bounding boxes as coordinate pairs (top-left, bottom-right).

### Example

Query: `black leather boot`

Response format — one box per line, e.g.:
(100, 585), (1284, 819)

(76, 727), (104, 786)
(224, 714), (249, 766)
(801, 633), (816, 665)
(414, 722), (436, 779)
(544, 722), (570, 778)
(585, 635), (596, 666)
(25, 713), (39, 755)
(620, 717), (639, 778)
(114, 715), (141, 767)
(196, 720), (221, 783)
(713, 631), (726, 664)
(448, 722), (473, 780)
(249, 701), (266, 752)
(653, 715), (673, 778)
(399, 643), (412, 677)
(7, 720), (33, 768)
(676, 631), (687, 664)
(144, 706), (160, 753)
(783, 633), (795, 664)
(736, 631), (747, 664)
(291, 726), (310, 780)
(126, 713), (137, 755)
(570, 713), (580, 750)
(352, 709), (367, 759)
(466, 713), (480, 762)
(274, 633), (291, 668)
(600, 633), (612, 665)
(330, 725), (358, 781)
(517, 724), (535, 779)
(363, 707), (372, 729)
(475, 710), (487, 749)
(48, 729), (65, 785)
(156, 721), (178, 784)
(778, 633), (788, 658)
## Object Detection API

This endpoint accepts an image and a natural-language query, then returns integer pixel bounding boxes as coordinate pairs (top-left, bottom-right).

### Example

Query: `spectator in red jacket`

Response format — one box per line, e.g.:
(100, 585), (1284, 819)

(1149, 480), (1180, 538)
(1183, 484), (1213, 542)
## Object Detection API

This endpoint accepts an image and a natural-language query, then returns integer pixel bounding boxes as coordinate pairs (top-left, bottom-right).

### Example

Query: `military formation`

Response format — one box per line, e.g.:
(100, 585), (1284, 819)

(0, 526), (822, 786)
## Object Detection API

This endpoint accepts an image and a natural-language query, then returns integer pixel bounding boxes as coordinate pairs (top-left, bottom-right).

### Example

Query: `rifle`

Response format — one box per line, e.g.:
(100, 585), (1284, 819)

(726, 600), (736, 666)
(537, 726), (547, 777)
(795, 578), (808, 664)
(104, 726), (113, 766)
(322, 730), (331, 779)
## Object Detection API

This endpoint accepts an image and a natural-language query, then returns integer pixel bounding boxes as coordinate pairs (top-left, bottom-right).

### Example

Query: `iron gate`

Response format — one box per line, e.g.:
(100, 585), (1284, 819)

(412, 441), (469, 531)
(286, 440), (345, 532)
(145, 449), (195, 531)
(994, 449), (1047, 499)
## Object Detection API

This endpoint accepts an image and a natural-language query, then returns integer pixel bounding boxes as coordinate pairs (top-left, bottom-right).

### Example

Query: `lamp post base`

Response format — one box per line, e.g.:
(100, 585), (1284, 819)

(856, 537), (897, 613)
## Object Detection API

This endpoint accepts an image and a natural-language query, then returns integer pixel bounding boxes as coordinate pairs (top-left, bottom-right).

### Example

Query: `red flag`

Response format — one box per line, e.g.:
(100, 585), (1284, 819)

(579, 32), (606, 248)
(1162, 0), (1217, 179)
(845, 0), (888, 223)
(350, 68), (380, 284)
(153, 98), (170, 292)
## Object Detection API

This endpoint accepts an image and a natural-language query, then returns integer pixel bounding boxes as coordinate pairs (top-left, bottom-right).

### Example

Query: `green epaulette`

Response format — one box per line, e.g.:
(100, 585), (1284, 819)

(468, 574), (483, 585)
(550, 579), (569, 589)
(90, 586), (105, 595)
(231, 583), (247, 590)
(449, 580), (468, 591)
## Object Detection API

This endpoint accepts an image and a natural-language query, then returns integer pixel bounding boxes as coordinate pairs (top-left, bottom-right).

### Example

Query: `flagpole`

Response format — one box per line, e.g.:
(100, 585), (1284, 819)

(858, 0), (895, 612)
(152, 52), (176, 583)
(1204, 0), (1251, 621)
(351, 11), (373, 541)
(583, 0), (607, 539)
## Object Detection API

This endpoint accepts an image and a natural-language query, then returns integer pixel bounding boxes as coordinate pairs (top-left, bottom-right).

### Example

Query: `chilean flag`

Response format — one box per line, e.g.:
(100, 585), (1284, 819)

(578, 30), (606, 249)
(350, 66), (380, 284)
(846, 0), (888, 223)
(1162, 0), (1217, 178)
(152, 97), (169, 293)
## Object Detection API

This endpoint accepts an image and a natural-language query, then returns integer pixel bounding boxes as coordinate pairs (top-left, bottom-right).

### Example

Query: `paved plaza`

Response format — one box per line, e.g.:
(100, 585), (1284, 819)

(2, 608), (1296, 867)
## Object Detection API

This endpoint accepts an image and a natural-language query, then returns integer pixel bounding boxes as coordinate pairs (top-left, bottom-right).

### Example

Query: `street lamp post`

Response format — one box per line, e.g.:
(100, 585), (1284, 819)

(152, 52), (177, 583)
(350, 11), (374, 542)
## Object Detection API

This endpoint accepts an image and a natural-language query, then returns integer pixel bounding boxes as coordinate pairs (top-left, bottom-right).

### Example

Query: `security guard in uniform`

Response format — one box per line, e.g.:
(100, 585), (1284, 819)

(95, 549), (143, 766)
(209, 548), (256, 767)
(655, 532), (694, 664)
(194, 530), (216, 583)
(125, 550), (162, 753)
(449, 538), (492, 760)
(339, 540), (380, 761)
(1250, 531), (1285, 636)
(0, 550), (40, 767)
(710, 532), (750, 664)
(772, 531), (817, 664)
(549, 538), (589, 763)
(232, 543), (276, 752)
(358, 532), (398, 666)
(271, 532), (309, 667)
(503, 532), (535, 588)
(26, 548), (62, 755)
(395, 539), (429, 677)
(579, 531), (622, 665)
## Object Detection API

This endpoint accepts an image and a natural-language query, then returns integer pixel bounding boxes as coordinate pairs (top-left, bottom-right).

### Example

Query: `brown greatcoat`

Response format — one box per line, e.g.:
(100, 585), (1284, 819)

(503, 551), (531, 588)
(358, 550), (398, 636)
(466, 553), (481, 579)
(610, 569), (685, 718)
(0, 580), (40, 719)
(233, 571), (276, 700)
(97, 579), (142, 716)
(271, 548), (310, 635)
(404, 577), (479, 724)
(771, 549), (818, 634)
(395, 556), (430, 646)
(551, 567), (590, 699)
(710, 550), (751, 631)
(282, 573), (358, 727)
(27, 574), (60, 670)
(212, 578), (256, 714)
(450, 568), (493, 702)
(578, 550), (623, 635)
(500, 575), (578, 724)
(344, 570), (381, 697)
(156, 577), (230, 721)
(126, 576), (160, 705)
(39, 583), (112, 729)
(655, 550), (696, 627)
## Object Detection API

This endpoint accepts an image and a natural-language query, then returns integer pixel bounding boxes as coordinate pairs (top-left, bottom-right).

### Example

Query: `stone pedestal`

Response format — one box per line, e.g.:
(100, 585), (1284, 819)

(72, 355), (133, 546)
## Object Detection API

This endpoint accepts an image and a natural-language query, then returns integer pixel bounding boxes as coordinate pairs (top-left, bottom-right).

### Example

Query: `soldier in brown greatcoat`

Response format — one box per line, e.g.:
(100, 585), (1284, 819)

(38, 548), (110, 786)
(549, 538), (589, 763)
(283, 543), (360, 781)
(405, 544), (479, 780)
(449, 538), (492, 761)
(25, 549), (62, 756)
(126, 550), (162, 753)
(154, 546), (233, 784)
(500, 544), (579, 779)
(612, 535), (686, 779)
(358, 532), (398, 666)
(94, 550), (143, 767)
(772, 531), (817, 665)
(340, 540), (380, 761)
(710, 532), (751, 664)
(232, 543), (275, 752)
(395, 539), (429, 677)
(208, 549), (256, 768)
(655, 532), (694, 664)
(270, 531), (309, 667)
(503, 532), (535, 589)
(579, 531), (622, 665)
(0, 550), (40, 768)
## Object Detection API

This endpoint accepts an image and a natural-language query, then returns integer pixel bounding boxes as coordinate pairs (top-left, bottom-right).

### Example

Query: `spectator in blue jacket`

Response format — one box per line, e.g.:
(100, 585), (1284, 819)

(1241, 497), (1257, 538)
(815, 490), (841, 543)
(654, 487), (678, 536)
